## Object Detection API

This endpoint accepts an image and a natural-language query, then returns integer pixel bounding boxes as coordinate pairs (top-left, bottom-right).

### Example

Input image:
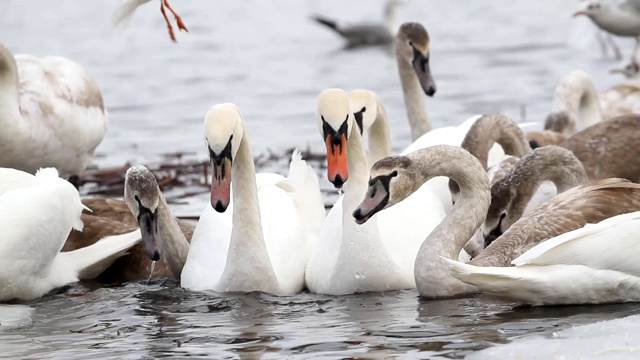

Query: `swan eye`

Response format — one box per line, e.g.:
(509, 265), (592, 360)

(500, 213), (506, 220)
(391, 170), (398, 177)
(408, 41), (413, 47)
(361, 107), (366, 113)
(134, 194), (140, 203)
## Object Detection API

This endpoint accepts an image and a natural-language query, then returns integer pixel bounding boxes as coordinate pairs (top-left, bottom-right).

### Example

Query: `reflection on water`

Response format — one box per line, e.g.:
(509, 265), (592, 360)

(2, 284), (640, 359)
(2, 0), (639, 358)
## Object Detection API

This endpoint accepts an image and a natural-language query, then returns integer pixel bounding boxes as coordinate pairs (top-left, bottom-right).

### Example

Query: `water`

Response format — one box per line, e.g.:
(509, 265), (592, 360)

(2, 0), (639, 358)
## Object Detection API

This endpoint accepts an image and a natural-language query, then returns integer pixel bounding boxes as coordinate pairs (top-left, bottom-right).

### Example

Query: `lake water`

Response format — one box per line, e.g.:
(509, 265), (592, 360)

(2, 0), (639, 358)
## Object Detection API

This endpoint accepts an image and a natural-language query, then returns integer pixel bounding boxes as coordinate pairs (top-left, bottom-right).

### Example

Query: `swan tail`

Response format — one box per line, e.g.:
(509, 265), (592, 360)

(112, 0), (150, 30)
(287, 149), (325, 236)
(310, 15), (345, 36)
(58, 229), (142, 280)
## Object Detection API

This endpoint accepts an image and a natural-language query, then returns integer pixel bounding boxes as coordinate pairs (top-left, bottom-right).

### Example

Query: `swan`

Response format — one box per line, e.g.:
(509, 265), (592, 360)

(0, 167), (142, 302)
(62, 165), (194, 281)
(310, 0), (401, 48)
(394, 23), (535, 211)
(180, 103), (324, 295)
(0, 44), (108, 187)
(353, 145), (490, 297)
(527, 70), (640, 148)
(305, 88), (446, 295)
(483, 146), (588, 246)
(112, 0), (188, 42)
(445, 210), (640, 306)
(353, 146), (640, 298)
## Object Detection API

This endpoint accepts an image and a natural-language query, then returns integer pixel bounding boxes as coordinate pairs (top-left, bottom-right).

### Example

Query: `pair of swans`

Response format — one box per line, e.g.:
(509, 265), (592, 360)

(353, 142), (640, 303)
(0, 44), (108, 187)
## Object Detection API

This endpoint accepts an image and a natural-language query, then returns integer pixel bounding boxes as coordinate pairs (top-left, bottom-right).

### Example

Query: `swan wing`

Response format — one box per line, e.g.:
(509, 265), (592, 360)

(55, 229), (142, 280)
(181, 203), (233, 291)
(285, 149), (325, 238)
(513, 211), (640, 276)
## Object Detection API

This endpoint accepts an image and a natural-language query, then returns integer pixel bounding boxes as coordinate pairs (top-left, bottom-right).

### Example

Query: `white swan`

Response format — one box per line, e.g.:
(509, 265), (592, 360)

(180, 103), (323, 295)
(0, 167), (141, 302)
(305, 89), (446, 295)
(394, 23), (535, 211)
(112, 0), (188, 42)
(0, 44), (108, 186)
(445, 210), (640, 306)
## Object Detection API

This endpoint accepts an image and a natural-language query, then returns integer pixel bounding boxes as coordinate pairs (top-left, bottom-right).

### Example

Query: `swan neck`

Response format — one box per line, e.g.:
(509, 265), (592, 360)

(412, 148), (489, 297)
(396, 50), (431, 140)
(462, 114), (530, 169)
(217, 124), (279, 292)
(367, 97), (392, 164)
(157, 192), (190, 279)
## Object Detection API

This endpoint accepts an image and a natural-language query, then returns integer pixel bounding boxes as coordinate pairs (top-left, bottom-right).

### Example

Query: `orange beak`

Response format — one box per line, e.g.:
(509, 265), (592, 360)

(325, 133), (348, 188)
(210, 157), (232, 212)
(573, 10), (586, 17)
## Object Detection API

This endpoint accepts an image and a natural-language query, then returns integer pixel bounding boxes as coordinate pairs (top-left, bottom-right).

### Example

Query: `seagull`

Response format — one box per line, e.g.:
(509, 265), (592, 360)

(112, 0), (188, 43)
(574, 0), (640, 67)
(310, 0), (402, 48)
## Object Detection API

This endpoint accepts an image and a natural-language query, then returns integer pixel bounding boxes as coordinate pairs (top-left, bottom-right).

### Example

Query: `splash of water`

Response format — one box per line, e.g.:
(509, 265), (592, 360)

(146, 261), (156, 284)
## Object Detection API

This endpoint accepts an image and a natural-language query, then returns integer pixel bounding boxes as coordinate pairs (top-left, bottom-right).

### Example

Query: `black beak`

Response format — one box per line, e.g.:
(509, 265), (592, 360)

(483, 227), (502, 249)
(138, 206), (161, 261)
(411, 46), (436, 97)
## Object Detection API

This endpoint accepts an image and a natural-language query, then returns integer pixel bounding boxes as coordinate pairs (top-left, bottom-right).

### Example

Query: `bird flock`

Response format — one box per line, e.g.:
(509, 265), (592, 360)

(1, 1), (640, 309)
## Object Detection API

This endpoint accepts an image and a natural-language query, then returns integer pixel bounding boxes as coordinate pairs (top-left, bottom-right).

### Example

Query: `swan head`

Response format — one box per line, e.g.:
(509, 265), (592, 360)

(353, 156), (418, 224)
(396, 22), (436, 97)
(483, 178), (517, 248)
(124, 165), (162, 261)
(204, 103), (244, 212)
(348, 89), (379, 134)
(316, 88), (353, 189)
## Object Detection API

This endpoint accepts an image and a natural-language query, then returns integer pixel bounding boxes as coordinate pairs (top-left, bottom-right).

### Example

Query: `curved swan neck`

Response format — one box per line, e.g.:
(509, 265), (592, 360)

(0, 46), (21, 123)
(367, 95), (392, 164)
(461, 113), (530, 169)
(411, 146), (489, 297)
(217, 122), (279, 292)
(508, 146), (588, 207)
(550, 71), (602, 134)
(157, 192), (190, 278)
(396, 47), (431, 140)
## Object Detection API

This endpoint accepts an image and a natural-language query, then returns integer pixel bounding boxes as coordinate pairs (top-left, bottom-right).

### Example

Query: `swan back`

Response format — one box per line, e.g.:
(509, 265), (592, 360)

(560, 114), (640, 182)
